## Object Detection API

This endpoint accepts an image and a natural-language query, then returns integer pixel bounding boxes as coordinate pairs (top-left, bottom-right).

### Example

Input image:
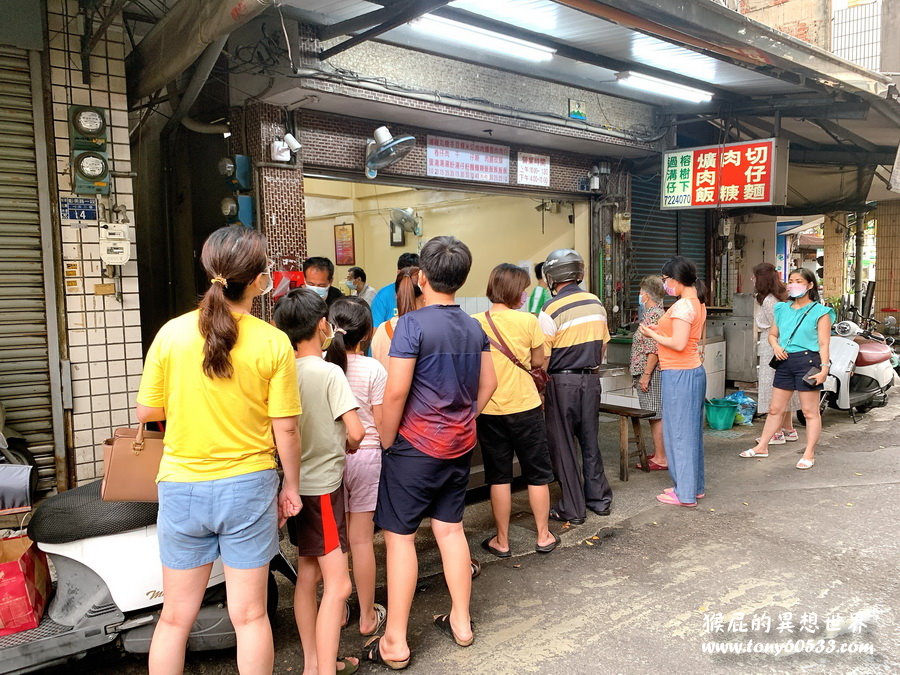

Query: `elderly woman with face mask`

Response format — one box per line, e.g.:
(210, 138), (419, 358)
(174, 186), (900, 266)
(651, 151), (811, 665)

(630, 276), (666, 470)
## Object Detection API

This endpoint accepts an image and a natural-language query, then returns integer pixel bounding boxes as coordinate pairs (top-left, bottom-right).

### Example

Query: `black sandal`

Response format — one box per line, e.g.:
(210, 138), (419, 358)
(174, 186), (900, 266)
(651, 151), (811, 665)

(433, 613), (474, 647)
(362, 636), (410, 671)
(535, 532), (560, 554)
(480, 535), (511, 559)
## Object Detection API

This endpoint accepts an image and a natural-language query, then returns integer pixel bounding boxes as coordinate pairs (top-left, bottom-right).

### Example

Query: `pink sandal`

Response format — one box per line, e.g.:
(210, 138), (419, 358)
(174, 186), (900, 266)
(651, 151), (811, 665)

(664, 487), (705, 499)
(656, 492), (697, 508)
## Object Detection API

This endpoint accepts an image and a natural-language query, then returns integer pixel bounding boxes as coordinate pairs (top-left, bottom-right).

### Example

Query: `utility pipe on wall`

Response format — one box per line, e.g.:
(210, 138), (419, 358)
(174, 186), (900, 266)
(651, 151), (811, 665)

(127, 0), (269, 100)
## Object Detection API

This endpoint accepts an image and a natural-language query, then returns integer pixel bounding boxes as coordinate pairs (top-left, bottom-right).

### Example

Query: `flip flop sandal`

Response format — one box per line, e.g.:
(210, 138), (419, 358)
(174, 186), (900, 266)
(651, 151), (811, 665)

(337, 657), (360, 675)
(796, 458), (815, 470)
(470, 558), (481, 579)
(636, 459), (668, 471)
(656, 492), (697, 508)
(433, 613), (474, 647)
(535, 532), (561, 554)
(362, 603), (388, 637)
(664, 487), (705, 499)
(739, 448), (769, 458)
(480, 535), (511, 558)
(341, 599), (351, 629)
(362, 636), (410, 671)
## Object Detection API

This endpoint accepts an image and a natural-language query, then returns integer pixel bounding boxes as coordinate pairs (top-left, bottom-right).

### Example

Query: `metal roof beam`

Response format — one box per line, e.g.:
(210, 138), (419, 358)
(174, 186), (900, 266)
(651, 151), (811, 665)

(811, 118), (879, 152)
(319, 1), (416, 41)
(668, 98), (869, 119)
(319, 0), (454, 61)
(738, 116), (820, 150)
(790, 149), (895, 165)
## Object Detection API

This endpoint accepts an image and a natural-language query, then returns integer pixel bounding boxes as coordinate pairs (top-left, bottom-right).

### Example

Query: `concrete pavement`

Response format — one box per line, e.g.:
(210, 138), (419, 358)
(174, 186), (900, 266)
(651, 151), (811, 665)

(67, 397), (900, 674)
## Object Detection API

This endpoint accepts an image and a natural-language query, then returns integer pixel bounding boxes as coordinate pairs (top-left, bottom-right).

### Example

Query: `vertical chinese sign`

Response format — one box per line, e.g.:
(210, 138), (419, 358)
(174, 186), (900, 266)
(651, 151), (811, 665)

(661, 138), (788, 209)
(426, 135), (510, 184)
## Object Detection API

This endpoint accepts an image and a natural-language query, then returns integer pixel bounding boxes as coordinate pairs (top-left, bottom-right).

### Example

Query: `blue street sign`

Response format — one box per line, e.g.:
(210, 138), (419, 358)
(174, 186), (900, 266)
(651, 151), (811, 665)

(60, 196), (99, 224)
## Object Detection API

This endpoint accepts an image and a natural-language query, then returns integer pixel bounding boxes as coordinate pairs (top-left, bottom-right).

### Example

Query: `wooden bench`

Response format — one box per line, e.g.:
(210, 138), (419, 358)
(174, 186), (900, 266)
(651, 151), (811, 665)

(597, 403), (656, 481)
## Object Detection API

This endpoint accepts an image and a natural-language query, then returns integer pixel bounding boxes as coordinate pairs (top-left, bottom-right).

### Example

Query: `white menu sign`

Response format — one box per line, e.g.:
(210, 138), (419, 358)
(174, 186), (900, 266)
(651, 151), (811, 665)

(426, 135), (510, 184)
(517, 152), (550, 187)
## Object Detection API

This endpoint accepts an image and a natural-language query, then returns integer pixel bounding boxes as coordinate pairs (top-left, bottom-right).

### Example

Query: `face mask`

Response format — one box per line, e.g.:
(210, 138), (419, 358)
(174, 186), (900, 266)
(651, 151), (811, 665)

(787, 283), (809, 299)
(309, 285), (329, 299)
(638, 293), (646, 310)
(344, 280), (355, 291)
(321, 323), (336, 350)
(663, 280), (678, 297)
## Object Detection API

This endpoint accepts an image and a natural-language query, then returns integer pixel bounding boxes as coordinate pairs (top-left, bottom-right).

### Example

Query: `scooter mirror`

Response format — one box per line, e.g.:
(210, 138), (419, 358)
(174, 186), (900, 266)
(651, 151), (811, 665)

(835, 321), (855, 337)
(886, 316), (897, 327)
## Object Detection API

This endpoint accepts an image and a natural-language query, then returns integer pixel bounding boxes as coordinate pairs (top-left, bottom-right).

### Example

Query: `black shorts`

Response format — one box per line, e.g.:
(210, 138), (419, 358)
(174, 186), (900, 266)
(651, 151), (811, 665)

(287, 485), (348, 558)
(476, 407), (555, 486)
(374, 436), (471, 536)
(773, 350), (823, 392)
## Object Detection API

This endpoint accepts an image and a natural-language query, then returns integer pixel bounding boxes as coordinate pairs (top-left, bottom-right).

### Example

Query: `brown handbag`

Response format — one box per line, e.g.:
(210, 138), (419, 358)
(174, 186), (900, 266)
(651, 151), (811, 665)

(100, 426), (165, 502)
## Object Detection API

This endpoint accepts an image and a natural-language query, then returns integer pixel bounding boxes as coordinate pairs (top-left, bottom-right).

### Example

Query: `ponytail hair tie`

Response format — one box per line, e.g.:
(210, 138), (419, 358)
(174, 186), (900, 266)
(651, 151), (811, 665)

(334, 327), (347, 335)
(211, 276), (228, 288)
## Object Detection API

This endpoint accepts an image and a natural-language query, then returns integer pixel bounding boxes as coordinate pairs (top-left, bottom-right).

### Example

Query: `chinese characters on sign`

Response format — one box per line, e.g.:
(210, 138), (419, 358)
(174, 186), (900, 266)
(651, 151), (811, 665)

(426, 135), (510, 184)
(517, 152), (551, 187)
(661, 138), (787, 209)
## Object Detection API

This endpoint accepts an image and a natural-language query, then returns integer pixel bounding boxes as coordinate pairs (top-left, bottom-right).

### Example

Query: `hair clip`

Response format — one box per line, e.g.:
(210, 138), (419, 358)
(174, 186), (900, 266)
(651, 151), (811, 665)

(334, 327), (347, 335)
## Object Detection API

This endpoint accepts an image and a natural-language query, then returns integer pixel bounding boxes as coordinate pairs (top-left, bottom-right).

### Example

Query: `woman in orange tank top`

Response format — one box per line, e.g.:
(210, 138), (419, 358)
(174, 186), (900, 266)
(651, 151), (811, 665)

(639, 257), (708, 507)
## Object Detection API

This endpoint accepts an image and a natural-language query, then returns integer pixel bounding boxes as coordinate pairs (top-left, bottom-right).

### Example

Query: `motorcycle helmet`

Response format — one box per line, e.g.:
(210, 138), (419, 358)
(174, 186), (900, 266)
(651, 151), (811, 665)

(543, 249), (585, 289)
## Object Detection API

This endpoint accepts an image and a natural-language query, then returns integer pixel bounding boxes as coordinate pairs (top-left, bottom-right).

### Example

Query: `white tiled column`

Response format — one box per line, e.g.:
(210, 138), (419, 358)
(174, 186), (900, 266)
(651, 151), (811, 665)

(47, 0), (143, 483)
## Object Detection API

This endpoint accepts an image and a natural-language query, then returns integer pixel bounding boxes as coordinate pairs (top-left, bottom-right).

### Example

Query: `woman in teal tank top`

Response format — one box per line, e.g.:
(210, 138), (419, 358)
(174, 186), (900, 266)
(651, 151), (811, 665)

(740, 268), (835, 469)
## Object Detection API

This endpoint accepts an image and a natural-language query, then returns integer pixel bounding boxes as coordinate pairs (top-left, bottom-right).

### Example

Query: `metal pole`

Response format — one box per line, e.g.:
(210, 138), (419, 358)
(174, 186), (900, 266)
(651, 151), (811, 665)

(854, 210), (865, 311)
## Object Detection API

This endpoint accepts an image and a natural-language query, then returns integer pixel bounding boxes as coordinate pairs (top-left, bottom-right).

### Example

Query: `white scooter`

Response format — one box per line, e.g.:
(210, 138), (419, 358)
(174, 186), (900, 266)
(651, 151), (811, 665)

(801, 319), (897, 424)
(0, 480), (296, 674)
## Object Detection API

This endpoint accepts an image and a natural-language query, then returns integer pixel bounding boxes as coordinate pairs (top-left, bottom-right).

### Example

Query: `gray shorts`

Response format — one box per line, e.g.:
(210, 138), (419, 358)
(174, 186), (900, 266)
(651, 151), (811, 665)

(157, 469), (279, 570)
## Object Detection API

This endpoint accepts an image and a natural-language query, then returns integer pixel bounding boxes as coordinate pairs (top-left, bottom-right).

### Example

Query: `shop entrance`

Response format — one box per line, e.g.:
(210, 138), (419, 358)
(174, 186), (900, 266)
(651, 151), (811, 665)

(302, 177), (591, 312)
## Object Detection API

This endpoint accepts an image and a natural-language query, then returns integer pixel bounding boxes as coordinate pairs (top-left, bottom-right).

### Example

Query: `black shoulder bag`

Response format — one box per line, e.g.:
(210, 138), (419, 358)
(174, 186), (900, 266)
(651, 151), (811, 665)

(768, 302), (817, 369)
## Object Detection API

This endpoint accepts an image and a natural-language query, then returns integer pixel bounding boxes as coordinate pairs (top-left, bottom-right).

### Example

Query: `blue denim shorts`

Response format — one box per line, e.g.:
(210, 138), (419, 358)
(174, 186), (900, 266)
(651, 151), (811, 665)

(157, 469), (280, 570)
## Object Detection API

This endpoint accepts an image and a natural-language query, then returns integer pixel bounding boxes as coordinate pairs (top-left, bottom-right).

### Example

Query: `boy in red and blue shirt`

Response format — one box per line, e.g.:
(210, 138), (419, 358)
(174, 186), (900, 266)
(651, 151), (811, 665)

(364, 236), (497, 668)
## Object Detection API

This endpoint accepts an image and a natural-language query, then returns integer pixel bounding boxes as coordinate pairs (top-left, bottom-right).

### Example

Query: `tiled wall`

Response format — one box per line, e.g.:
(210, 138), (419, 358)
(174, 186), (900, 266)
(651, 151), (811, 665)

(229, 103), (307, 322)
(872, 200), (900, 323)
(47, 0), (142, 483)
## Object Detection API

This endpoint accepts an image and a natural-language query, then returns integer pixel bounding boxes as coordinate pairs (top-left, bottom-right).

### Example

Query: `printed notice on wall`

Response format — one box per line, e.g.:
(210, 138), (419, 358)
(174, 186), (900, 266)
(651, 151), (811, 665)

(517, 153), (550, 187)
(426, 135), (510, 184)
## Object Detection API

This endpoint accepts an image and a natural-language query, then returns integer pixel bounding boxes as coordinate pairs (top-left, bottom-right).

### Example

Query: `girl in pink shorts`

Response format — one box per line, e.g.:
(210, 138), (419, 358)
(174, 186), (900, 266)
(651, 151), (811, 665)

(326, 297), (388, 637)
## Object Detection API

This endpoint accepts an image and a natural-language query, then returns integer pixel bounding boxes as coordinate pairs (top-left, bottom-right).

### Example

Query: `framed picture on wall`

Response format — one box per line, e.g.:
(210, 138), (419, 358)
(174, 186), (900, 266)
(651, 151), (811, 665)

(334, 223), (355, 265)
(390, 221), (406, 247)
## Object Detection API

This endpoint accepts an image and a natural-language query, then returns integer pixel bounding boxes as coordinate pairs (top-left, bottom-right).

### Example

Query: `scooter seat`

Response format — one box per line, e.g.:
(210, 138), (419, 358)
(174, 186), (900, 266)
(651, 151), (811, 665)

(855, 341), (892, 367)
(28, 480), (158, 544)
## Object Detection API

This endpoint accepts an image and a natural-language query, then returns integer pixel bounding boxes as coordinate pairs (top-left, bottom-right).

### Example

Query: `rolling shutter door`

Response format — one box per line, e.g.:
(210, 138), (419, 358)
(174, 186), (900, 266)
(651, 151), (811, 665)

(630, 175), (709, 302)
(630, 175), (676, 301)
(676, 208), (708, 286)
(0, 47), (59, 490)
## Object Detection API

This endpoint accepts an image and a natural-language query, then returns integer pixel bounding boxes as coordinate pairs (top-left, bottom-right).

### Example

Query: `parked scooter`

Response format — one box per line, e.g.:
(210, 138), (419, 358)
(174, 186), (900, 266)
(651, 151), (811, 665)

(0, 480), (296, 674)
(798, 319), (896, 425)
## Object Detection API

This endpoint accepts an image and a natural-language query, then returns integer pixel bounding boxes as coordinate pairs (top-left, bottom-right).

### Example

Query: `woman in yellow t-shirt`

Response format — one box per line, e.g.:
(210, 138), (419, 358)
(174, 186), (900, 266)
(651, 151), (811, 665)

(639, 256), (708, 509)
(474, 264), (558, 557)
(136, 226), (302, 674)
